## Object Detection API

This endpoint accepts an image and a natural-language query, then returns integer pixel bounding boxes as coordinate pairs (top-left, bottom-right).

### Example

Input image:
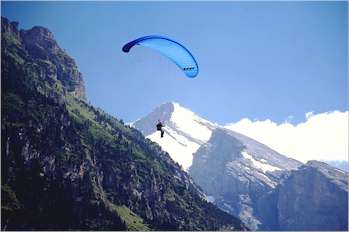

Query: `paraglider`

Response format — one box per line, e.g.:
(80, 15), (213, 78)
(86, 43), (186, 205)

(122, 35), (199, 78)
(156, 120), (165, 138)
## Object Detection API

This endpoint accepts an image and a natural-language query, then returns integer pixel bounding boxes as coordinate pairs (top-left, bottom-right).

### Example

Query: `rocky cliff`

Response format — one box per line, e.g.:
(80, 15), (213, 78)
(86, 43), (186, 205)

(1, 17), (247, 231)
(2, 17), (86, 100)
(189, 128), (301, 230)
(276, 161), (347, 230)
(190, 127), (348, 231)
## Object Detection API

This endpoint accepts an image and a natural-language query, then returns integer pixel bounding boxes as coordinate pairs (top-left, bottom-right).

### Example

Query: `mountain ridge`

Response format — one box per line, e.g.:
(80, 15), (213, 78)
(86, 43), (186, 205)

(1, 17), (247, 231)
(133, 101), (301, 171)
(133, 102), (217, 170)
(133, 101), (348, 231)
(189, 127), (302, 230)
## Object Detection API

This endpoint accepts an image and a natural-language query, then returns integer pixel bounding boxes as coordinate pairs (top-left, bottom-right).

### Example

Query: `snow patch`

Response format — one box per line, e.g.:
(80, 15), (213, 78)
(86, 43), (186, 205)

(242, 151), (281, 173)
(171, 103), (213, 143)
(146, 102), (215, 170)
(147, 126), (201, 170)
(206, 195), (215, 203)
(335, 168), (346, 174)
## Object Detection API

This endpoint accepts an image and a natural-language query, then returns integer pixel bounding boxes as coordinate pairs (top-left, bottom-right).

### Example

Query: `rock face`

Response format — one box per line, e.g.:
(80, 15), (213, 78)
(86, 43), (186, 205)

(189, 128), (301, 230)
(2, 17), (86, 100)
(190, 128), (348, 231)
(1, 17), (247, 231)
(133, 100), (349, 231)
(275, 161), (348, 231)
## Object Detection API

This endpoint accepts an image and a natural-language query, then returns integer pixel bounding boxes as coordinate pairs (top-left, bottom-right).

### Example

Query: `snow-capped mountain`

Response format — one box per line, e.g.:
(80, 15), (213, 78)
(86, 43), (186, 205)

(189, 127), (348, 231)
(132, 102), (302, 229)
(132, 102), (216, 170)
(189, 128), (302, 230)
(132, 102), (299, 173)
(133, 102), (347, 231)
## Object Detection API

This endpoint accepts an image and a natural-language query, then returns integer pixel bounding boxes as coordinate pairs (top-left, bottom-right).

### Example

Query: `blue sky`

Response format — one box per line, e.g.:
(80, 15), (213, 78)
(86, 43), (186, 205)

(2, 1), (348, 125)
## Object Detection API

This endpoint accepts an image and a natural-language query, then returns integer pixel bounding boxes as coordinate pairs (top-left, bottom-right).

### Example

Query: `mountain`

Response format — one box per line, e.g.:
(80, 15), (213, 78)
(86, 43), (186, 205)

(322, 160), (348, 172)
(133, 102), (302, 230)
(134, 102), (348, 231)
(1, 17), (247, 231)
(132, 102), (216, 170)
(190, 129), (348, 230)
(257, 160), (348, 230)
(189, 128), (302, 230)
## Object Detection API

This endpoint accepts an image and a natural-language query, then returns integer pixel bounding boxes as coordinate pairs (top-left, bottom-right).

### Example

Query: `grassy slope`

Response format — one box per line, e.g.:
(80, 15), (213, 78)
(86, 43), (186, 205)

(1, 17), (246, 231)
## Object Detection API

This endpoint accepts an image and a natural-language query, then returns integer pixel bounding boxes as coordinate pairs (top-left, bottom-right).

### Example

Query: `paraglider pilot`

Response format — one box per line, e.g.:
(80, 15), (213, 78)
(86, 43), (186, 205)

(156, 120), (165, 138)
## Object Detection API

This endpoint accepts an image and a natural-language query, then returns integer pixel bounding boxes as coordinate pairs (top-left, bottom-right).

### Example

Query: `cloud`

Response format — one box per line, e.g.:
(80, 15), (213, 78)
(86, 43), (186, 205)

(225, 111), (348, 163)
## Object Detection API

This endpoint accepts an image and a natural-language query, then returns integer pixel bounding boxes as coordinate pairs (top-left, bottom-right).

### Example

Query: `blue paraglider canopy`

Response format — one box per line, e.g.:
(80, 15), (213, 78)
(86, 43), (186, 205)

(122, 36), (199, 78)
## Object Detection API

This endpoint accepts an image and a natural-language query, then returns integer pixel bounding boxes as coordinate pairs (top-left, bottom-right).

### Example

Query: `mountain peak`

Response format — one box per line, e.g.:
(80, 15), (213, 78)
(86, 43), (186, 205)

(133, 102), (215, 170)
(20, 25), (60, 56)
(304, 160), (348, 191)
(275, 159), (348, 230)
(156, 102), (196, 117)
(132, 102), (175, 135)
(133, 101), (302, 172)
(306, 160), (329, 168)
(159, 101), (176, 114)
(21, 25), (54, 40)
(306, 160), (348, 174)
(1, 17), (20, 39)
(1, 17), (87, 100)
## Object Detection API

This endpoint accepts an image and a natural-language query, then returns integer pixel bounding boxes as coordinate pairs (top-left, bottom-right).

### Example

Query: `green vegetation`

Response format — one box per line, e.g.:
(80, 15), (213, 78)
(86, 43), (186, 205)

(66, 95), (95, 121)
(1, 185), (21, 214)
(114, 205), (150, 231)
(1, 16), (246, 231)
